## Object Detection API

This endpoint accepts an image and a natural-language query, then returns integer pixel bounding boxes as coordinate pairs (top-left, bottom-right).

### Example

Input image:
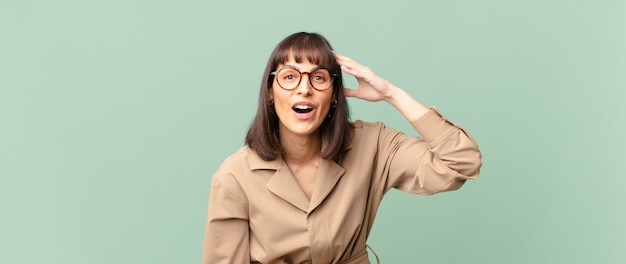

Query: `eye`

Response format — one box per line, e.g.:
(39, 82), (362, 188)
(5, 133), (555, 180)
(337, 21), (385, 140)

(311, 70), (330, 83)
(278, 69), (300, 83)
(311, 75), (326, 82)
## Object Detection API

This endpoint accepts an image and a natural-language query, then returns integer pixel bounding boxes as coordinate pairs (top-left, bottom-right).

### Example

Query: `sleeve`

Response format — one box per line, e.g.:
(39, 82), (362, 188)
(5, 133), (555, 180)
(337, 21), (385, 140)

(380, 107), (483, 194)
(202, 173), (250, 264)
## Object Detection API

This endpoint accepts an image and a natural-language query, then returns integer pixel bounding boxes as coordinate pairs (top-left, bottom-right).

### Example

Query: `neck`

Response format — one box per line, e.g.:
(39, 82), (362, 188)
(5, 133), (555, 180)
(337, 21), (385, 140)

(280, 130), (322, 165)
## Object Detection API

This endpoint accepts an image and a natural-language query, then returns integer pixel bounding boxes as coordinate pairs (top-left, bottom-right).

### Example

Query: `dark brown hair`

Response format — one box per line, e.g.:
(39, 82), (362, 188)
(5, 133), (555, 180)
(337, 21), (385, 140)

(245, 32), (353, 162)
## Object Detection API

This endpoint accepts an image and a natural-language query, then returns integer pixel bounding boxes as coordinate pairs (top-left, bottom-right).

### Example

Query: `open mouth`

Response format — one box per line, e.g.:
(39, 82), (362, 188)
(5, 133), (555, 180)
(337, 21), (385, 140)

(293, 105), (314, 114)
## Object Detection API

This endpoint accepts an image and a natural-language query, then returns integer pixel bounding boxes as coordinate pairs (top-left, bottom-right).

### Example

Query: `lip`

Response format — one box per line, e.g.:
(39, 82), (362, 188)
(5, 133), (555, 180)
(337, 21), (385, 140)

(291, 101), (317, 120)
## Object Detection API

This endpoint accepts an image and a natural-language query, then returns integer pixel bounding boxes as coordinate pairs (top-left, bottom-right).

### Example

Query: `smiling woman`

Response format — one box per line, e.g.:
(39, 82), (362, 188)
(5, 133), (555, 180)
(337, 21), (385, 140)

(202, 32), (483, 264)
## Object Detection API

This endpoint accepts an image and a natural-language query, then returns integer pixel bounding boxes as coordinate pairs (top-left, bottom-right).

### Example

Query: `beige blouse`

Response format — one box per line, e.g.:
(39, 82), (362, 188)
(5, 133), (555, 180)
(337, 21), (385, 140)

(203, 108), (483, 264)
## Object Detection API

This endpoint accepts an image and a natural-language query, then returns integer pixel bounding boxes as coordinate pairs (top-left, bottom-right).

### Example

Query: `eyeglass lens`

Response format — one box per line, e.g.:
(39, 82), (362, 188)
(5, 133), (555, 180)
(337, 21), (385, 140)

(276, 68), (332, 90)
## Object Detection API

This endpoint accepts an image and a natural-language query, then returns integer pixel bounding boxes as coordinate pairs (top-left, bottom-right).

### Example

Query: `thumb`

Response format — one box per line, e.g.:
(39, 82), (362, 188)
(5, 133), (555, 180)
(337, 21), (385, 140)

(343, 87), (358, 98)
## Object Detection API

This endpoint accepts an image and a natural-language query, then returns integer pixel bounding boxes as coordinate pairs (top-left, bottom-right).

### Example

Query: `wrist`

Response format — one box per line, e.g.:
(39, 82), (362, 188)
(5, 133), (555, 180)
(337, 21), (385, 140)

(385, 86), (430, 121)
(383, 84), (404, 105)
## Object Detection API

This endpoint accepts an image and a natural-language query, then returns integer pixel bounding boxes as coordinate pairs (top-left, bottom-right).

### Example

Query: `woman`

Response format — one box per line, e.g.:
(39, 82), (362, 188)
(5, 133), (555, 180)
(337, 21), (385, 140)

(203, 32), (482, 264)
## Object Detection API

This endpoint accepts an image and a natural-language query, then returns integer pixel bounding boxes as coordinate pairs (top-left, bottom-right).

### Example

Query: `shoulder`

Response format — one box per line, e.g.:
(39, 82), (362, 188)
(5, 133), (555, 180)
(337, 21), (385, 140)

(212, 146), (279, 182)
(215, 146), (250, 171)
(211, 147), (281, 201)
(346, 120), (381, 150)
(351, 120), (397, 140)
(211, 147), (254, 185)
(347, 120), (417, 153)
(352, 119), (386, 133)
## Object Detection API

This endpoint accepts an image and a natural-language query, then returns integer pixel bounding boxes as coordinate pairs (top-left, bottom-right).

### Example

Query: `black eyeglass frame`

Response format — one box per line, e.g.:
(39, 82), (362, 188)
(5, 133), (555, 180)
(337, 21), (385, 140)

(270, 66), (338, 91)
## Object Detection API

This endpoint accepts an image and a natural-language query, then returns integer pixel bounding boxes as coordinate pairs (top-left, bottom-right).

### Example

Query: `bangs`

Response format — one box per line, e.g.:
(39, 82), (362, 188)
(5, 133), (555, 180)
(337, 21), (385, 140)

(271, 33), (338, 72)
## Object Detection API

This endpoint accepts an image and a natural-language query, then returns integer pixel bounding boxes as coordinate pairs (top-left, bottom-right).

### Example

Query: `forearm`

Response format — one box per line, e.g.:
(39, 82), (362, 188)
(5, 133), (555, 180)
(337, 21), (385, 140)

(384, 84), (430, 122)
(384, 108), (482, 194)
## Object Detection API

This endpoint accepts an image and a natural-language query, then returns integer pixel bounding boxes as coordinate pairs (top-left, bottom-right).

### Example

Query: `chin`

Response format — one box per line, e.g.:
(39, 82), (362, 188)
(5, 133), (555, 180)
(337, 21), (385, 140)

(280, 119), (324, 137)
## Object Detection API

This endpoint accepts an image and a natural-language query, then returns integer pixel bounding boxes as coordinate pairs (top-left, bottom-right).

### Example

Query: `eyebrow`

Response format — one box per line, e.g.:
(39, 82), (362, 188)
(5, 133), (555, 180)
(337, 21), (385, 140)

(280, 64), (323, 73)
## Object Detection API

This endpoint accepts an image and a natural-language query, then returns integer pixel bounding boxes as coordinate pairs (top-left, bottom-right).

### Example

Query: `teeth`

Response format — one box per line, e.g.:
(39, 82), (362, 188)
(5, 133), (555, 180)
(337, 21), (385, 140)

(294, 105), (312, 110)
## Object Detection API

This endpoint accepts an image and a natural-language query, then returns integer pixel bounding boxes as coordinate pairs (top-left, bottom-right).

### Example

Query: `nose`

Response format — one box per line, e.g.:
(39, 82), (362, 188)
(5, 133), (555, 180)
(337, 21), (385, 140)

(295, 73), (313, 94)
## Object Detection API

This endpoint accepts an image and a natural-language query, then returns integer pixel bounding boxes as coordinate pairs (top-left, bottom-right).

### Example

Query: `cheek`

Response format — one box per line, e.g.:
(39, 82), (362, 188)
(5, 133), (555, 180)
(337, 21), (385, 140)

(319, 95), (334, 115)
(271, 91), (290, 114)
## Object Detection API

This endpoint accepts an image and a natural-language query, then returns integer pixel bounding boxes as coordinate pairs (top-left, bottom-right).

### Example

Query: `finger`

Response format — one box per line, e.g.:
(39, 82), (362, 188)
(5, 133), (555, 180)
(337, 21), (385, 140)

(334, 52), (357, 67)
(338, 58), (367, 76)
(340, 65), (360, 78)
(335, 53), (371, 80)
(333, 51), (347, 61)
(342, 65), (373, 82)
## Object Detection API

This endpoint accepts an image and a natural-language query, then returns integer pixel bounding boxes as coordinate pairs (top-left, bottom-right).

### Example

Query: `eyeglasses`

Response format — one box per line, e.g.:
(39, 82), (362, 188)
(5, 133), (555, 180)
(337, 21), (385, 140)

(271, 66), (337, 91)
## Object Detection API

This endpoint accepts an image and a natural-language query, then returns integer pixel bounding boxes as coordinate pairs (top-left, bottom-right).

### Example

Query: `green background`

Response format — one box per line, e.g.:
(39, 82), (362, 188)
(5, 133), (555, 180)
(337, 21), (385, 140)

(2, 0), (625, 263)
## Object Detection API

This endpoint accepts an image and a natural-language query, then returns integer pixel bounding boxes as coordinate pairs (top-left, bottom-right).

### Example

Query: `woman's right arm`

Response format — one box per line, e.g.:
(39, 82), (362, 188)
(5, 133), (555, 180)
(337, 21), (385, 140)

(203, 174), (250, 264)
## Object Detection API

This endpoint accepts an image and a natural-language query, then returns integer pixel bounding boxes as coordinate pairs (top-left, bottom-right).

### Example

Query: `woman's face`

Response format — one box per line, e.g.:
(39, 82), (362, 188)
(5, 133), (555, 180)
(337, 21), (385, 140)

(270, 56), (334, 139)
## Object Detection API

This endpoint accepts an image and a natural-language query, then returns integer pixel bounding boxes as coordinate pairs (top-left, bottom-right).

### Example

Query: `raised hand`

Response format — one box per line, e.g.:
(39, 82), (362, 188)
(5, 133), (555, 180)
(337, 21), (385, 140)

(334, 52), (395, 102)
(334, 52), (430, 121)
